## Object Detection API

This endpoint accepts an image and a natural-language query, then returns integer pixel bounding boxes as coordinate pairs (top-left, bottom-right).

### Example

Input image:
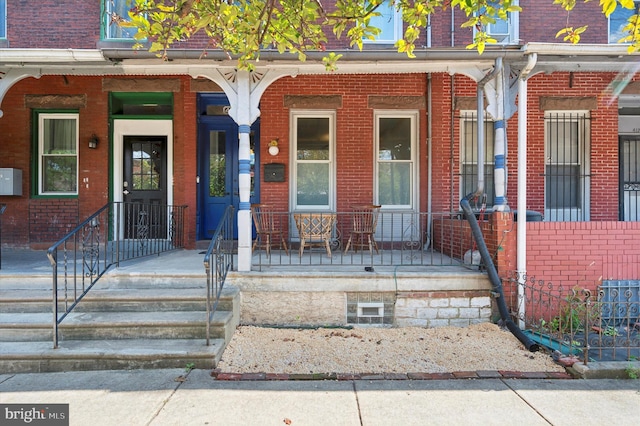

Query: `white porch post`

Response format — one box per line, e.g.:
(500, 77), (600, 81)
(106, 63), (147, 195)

(492, 62), (508, 211)
(193, 68), (292, 271)
(235, 71), (253, 272)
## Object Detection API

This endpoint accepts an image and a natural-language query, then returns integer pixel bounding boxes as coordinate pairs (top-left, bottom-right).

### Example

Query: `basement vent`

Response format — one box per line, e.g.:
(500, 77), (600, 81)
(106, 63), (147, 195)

(357, 302), (384, 318)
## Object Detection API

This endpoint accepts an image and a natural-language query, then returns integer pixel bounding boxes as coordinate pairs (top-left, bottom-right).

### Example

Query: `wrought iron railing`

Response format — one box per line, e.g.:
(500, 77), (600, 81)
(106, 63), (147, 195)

(507, 273), (640, 365)
(250, 210), (485, 269)
(203, 205), (235, 346)
(47, 201), (187, 348)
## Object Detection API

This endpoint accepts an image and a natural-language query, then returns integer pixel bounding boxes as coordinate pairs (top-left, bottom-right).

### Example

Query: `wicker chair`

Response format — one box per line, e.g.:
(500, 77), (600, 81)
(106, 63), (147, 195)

(293, 212), (337, 258)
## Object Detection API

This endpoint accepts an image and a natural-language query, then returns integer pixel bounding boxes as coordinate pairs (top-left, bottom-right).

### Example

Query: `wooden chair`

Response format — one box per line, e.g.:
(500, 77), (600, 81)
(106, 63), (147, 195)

(251, 204), (289, 257)
(293, 212), (337, 258)
(343, 205), (381, 254)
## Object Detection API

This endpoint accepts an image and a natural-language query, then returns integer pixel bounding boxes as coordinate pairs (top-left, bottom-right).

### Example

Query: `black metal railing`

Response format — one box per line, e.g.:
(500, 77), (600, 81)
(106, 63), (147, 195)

(204, 205), (235, 346)
(250, 210), (484, 269)
(507, 273), (640, 365)
(47, 201), (187, 348)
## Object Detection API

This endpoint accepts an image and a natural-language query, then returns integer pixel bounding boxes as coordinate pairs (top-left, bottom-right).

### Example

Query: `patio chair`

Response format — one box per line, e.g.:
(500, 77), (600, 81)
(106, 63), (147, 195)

(294, 212), (337, 258)
(343, 205), (381, 254)
(251, 204), (289, 257)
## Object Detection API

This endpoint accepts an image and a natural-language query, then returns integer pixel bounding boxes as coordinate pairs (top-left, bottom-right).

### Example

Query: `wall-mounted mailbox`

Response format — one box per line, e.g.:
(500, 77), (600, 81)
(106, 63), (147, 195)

(0, 168), (22, 196)
(264, 163), (285, 182)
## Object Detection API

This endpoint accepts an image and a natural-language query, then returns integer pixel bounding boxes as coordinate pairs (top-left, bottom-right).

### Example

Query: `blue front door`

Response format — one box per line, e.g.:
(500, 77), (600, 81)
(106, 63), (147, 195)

(197, 94), (259, 240)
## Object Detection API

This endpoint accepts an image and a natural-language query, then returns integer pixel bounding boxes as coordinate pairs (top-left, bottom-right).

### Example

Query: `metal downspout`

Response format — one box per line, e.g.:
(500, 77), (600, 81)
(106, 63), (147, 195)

(461, 57), (538, 352)
(473, 57), (502, 198)
(517, 53), (538, 328)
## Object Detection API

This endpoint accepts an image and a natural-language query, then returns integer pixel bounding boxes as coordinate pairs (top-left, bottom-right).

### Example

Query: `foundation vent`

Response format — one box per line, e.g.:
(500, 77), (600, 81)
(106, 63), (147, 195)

(347, 292), (395, 325)
(357, 302), (384, 318)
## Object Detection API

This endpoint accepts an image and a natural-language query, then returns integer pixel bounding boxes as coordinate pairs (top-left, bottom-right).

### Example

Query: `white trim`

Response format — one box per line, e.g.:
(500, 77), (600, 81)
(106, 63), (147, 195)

(38, 112), (79, 196)
(290, 110), (336, 212)
(374, 110), (419, 211)
(112, 119), (174, 237)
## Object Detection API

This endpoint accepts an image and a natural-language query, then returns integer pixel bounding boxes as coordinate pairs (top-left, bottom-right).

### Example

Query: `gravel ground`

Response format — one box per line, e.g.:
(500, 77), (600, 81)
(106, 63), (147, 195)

(216, 323), (565, 374)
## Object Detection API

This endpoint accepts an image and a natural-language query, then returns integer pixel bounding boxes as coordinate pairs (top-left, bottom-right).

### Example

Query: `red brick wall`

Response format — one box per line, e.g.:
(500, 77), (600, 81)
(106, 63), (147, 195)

(3, 1), (613, 50)
(512, 71), (623, 220)
(525, 221), (640, 292)
(259, 73), (428, 213)
(7, 0), (101, 48)
(0, 74), (198, 248)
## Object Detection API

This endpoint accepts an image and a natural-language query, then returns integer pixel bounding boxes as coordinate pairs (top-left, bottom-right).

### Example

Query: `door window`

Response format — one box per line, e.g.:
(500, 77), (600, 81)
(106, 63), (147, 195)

(375, 112), (418, 209)
(293, 113), (335, 210)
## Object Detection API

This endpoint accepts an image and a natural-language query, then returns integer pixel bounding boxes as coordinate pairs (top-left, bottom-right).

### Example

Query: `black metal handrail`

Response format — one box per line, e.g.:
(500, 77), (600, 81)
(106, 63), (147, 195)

(204, 205), (235, 346)
(47, 201), (187, 348)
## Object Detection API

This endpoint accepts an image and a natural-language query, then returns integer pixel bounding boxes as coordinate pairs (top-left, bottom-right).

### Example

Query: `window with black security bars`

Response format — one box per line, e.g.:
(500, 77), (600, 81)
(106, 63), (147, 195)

(459, 113), (495, 209)
(544, 112), (591, 222)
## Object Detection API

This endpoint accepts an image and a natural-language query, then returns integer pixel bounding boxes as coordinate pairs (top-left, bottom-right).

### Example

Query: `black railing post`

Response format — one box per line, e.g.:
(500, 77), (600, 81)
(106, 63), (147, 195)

(49, 249), (59, 349)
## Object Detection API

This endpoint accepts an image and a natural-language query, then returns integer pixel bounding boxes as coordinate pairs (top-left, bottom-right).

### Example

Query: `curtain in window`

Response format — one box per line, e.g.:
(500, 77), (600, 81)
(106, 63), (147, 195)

(42, 117), (77, 193)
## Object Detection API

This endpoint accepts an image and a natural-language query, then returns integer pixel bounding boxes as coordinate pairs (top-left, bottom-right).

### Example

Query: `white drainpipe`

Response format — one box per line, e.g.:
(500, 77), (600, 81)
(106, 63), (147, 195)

(517, 53), (537, 328)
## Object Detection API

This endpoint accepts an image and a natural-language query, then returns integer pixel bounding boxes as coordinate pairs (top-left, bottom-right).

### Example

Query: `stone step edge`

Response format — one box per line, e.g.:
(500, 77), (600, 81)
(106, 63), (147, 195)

(0, 339), (226, 361)
(0, 310), (232, 329)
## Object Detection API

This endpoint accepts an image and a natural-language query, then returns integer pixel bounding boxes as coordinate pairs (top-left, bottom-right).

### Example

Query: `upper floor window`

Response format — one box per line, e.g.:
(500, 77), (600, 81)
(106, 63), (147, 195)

(460, 113), (495, 206)
(105, 0), (138, 40)
(37, 113), (79, 196)
(609, 1), (639, 44)
(0, 0), (6, 39)
(364, 1), (403, 44)
(475, 0), (519, 45)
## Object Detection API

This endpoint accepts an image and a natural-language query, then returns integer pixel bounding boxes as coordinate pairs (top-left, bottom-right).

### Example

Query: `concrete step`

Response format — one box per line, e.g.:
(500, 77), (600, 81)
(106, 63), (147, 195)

(0, 287), (239, 313)
(0, 339), (226, 373)
(0, 310), (235, 341)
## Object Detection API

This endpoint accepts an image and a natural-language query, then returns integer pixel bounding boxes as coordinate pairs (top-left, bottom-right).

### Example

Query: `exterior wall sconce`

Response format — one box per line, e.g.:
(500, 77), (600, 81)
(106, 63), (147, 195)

(88, 134), (99, 149)
(268, 138), (279, 156)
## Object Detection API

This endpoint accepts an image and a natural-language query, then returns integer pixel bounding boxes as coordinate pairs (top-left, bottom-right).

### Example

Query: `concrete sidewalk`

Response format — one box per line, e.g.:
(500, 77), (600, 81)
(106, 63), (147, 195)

(1, 369), (639, 426)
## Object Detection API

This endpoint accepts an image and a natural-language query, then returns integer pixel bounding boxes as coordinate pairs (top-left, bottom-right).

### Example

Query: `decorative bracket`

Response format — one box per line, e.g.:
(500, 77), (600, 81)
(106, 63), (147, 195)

(0, 69), (42, 118)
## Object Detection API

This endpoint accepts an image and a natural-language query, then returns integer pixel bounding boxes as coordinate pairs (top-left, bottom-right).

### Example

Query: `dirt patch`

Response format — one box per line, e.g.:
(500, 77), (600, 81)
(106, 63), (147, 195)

(216, 323), (565, 374)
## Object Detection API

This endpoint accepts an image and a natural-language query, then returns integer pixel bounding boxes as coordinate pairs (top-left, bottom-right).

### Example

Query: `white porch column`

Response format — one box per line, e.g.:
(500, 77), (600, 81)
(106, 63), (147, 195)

(193, 68), (293, 271)
(235, 71), (253, 272)
(492, 63), (508, 211)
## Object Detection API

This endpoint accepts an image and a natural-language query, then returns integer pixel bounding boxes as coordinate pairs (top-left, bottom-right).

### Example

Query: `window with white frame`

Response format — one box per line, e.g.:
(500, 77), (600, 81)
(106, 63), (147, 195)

(460, 113), (495, 206)
(0, 0), (6, 39)
(292, 112), (335, 210)
(609, 1), (639, 44)
(474, 0), (519, 45)
(544, 112), (591, 222)
(105, 0), (138, 39)
(363, 1), (403, 44)
(375, 112), (418, 209)
(37, 113), (79, 195)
